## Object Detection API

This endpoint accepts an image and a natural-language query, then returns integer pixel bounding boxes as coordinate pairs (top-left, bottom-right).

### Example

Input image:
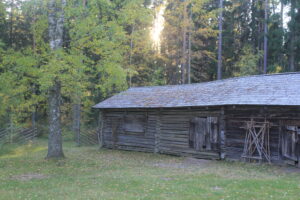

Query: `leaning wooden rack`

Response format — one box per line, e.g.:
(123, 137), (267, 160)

(241, 119), (271, 163)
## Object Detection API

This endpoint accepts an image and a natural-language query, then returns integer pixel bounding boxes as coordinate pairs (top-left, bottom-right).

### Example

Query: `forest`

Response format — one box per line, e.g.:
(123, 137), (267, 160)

(0, 0), (299, 157)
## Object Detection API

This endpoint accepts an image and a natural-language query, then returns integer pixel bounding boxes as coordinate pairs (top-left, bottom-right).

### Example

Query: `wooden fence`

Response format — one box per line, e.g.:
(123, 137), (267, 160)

(0, 127), (38, 144)
(76, 129), (98, 146)
(1, 125), (98, 146)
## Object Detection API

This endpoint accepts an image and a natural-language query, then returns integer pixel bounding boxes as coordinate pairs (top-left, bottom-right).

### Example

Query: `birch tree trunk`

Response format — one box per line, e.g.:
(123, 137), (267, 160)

(46, 0), (66, 159)
(47, 81), (64, 158)
(217, 0), (223, 80)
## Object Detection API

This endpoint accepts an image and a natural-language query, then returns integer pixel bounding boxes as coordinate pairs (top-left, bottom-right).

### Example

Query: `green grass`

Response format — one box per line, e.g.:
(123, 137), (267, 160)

(0, 140), (299, 200)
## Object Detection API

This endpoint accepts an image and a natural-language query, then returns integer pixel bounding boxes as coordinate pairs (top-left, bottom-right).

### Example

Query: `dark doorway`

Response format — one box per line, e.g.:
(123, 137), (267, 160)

(189, 117), (219, 151)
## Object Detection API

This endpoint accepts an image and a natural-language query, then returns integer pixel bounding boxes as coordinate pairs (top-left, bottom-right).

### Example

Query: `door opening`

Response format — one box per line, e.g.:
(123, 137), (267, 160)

(189, 117), (219, 151)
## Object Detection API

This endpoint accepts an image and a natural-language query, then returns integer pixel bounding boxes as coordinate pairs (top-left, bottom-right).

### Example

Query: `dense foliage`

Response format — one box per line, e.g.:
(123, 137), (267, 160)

(0, 0), (299, 130)
(162, 0), (299, 83)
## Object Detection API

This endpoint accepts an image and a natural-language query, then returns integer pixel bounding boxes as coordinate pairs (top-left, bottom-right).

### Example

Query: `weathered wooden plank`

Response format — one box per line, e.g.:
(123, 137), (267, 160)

(219, 107), (226, 159)
(98, 111), (104, 148)
(154, 111), (161, 153)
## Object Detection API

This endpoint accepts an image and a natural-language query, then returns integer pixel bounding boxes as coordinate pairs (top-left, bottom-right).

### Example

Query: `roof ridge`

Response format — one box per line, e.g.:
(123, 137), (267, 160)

(128, 72), (300, 90)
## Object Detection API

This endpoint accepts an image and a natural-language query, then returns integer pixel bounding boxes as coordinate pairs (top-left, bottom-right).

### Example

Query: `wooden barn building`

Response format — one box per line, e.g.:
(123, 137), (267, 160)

(93, 73), (300, 167)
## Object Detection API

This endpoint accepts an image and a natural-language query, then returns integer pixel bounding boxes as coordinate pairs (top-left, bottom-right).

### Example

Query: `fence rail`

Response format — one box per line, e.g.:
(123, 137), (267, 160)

(77, 129), (98, 146)
(0, 127), (38, 144)
(0, 129), (8, 140)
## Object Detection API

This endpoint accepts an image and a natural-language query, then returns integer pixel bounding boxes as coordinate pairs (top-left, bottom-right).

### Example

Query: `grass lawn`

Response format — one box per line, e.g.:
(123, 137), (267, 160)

(0, 139), (299, 200)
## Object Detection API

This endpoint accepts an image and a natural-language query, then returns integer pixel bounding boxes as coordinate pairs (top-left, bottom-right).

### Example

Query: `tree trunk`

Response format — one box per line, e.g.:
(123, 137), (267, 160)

(259, 18), (263, 73)
(187, 4), (192, 84)
(257, 0), (264, 74)
(280, 1), (284, 69)
(47, 81), (64, 158)
(289, 0), (295, 72)
(9, 0), (14, 48)
(280, 1), (283, 32)
(32, 0), (37, 129)
(263, 0), (268, 74)
(48, 0), (66, 51)
(46, 0), (66, 159)
(181, 1), (187, 84)
(217, 0), (223, 80)
(129, 25), (134, 87)
(83, 0), (87, 7)
(251, 0), (257, 48)
(71, 0), (87, 146)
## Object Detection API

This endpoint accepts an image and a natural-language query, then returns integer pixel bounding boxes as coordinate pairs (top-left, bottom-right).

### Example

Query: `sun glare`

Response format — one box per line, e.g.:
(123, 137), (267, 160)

(150, 1), (167, 52)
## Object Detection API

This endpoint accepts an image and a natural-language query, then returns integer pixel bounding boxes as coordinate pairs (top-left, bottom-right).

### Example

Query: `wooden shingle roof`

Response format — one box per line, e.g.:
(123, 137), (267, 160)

(93, 72), (300, 109)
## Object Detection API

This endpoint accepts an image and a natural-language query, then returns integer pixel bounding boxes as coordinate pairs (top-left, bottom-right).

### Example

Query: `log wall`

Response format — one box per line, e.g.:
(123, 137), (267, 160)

(102, 107), (221, 159)
(103, 110), (156, 152)
(224, 106), (300, 163)
(100, 106), (300, 164)
(158, 109), (220, 159)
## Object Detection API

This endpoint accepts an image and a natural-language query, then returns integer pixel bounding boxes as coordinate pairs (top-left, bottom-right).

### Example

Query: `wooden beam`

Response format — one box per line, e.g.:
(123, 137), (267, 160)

(97, 111), (104, 149)
(219, 107), (226, 159)
(297, 138), (300, 168)
(278, 124), (283, 161)
(155, 111), (161, 153)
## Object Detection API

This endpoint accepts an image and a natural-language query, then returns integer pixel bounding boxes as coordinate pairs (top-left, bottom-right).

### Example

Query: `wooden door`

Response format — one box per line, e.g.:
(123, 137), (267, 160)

(194, 117), (207, 151)
(282, 126), (299, 161)
(190, 117), (219, 152)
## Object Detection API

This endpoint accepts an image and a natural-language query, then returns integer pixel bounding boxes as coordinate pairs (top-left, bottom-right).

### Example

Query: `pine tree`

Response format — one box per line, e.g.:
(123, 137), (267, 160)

(288, 0), (296, 71)
(217, 0), (223, 80)
(181, 0), (187, 84)
(263, 0), (268, 74)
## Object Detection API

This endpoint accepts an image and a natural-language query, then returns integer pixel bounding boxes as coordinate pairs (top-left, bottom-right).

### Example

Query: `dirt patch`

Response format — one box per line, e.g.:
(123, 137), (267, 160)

(10, 173), (48, 181)
(279, 166), (300, 174)
(152, 157), (214, 169)
(184, 157), (213, 166)
(211, 186), (223, 191)
(161, 177), (174, 181)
